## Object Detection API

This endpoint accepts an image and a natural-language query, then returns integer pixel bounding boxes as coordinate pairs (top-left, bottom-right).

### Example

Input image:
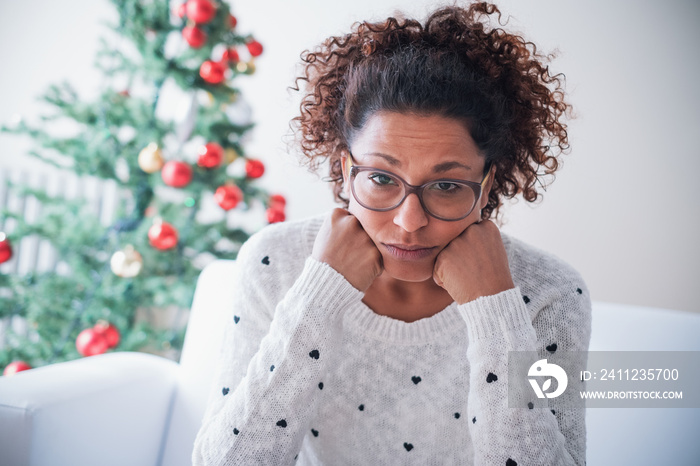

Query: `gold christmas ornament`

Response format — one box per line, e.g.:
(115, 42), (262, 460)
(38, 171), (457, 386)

(224, 147), (240, 164)
(138, 142), (165, 173)
(244, 60), (256, 75)
(235, 60), (256, 75)
(110, 245), (143, 278)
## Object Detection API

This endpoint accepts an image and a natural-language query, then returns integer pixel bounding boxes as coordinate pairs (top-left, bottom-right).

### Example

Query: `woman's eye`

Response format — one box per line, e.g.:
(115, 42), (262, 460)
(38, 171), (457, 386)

(368, 173), (397, 185)
(431, 182), (461, 192)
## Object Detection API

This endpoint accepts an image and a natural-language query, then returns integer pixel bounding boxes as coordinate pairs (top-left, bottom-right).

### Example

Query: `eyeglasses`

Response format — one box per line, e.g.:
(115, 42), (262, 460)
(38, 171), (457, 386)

(346, 154), (492, 221)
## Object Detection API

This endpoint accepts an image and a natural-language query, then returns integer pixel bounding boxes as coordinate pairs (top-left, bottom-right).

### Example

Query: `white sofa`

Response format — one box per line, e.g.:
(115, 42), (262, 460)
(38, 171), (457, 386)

(1, 260), (699, 466)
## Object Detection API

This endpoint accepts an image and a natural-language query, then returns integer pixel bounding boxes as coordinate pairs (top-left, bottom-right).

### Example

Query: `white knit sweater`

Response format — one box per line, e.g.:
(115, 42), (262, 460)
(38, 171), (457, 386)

(192, 212), (591, 465)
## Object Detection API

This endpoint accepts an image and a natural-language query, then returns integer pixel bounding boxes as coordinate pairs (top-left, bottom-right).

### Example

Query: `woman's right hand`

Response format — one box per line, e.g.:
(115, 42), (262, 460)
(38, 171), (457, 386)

(312, 208), (383, 292)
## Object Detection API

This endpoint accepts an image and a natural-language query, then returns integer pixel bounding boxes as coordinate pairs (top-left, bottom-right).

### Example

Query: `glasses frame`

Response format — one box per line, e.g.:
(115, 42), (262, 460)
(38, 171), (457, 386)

(345, 153), (493, 222)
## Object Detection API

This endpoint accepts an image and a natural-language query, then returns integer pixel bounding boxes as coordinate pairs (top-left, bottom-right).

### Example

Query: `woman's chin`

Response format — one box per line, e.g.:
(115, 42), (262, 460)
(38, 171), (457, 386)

(381, 257), (435, 283)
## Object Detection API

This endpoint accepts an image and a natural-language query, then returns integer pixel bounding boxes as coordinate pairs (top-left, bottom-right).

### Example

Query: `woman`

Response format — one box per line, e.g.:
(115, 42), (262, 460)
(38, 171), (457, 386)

(193, 3), (590, 465)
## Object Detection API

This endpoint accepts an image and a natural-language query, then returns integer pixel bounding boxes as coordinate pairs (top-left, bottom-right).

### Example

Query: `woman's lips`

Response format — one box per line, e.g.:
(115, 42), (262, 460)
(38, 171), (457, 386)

(382, 243), (437, 261)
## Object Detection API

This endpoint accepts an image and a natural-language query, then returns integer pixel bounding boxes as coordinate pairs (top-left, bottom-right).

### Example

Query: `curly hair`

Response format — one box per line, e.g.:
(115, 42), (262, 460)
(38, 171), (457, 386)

(291, 2), (571, 221)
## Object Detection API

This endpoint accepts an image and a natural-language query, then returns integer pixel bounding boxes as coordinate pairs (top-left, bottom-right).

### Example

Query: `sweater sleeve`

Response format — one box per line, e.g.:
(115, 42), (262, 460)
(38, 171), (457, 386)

(192, 234), (363, 465)
(458, 282), (591, 466)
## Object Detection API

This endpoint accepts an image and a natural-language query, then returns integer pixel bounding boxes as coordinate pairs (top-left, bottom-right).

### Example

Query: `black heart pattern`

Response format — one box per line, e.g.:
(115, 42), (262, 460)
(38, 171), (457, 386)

(276, 419), (287, 428)
(234, 315), (240, 324)
(523, 295), (530, 304)
(233, 428), (239, 435)
(454, 412), (461, 419)
(309, 349), (320, 359)
(472, 417), (476, 424)
(506, 459), (518, 466)
(318, 382), (324, 390)
(270, 365), (275, 372)
(551, 409), (556, 415)
(262, 256), (270, 265)
(527, 402), (533, 409)
(358, 404), (365, 411)
(411, 376), (422, 385)
(546, 343), (557, 353)
(486, 372), (498, 383)
(222, 387), (229, 396)
(576, 287), (582, 294)
(404, 442), (414, 452)
(311, 428), (319, 437)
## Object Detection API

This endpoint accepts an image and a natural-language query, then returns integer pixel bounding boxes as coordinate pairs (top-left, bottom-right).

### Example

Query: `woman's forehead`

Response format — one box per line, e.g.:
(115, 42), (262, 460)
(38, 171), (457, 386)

(351, 111), (484, 172)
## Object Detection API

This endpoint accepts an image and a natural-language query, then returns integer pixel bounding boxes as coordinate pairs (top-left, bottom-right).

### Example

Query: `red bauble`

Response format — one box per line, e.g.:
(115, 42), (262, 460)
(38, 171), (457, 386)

(0, 233), (12, 264)
(161, 161), (193, 188)
(197, 142), (224, 168)
(229, 14), (238, 28)
(3, 361), (32, 376)
(246, 39), (263, 57)
(76, 328), (109, 357)
(269, 194), (287, 208)
(214, 185), (244, 210)
(221, 48), (240, 64)
(94, 321), (120, 349)
(175, 3), (186, 18)
(182, 26), (207, 48)
(199, 60), (226, 85)
(148, 221), (179, 250)
(266, 206), (286, 224)
(186, 0), (216, 24)
(245, 159), (265, 178)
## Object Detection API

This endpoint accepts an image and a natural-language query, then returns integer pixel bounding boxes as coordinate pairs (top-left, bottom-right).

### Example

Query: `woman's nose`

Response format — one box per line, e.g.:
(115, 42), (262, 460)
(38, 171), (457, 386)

(393, 193), (429, 232)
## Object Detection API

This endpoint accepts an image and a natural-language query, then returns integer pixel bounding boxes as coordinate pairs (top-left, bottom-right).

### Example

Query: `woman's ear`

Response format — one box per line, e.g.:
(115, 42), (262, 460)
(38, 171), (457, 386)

(340, 155), (348, 182)
(479, 164), (496, 209)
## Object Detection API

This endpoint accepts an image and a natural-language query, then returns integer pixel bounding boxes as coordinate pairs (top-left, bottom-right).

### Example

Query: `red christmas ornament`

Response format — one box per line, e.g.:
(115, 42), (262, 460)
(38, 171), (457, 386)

(3, 361), (32, 376)
(245, 159), (265, 178)
(94, 321), (120, 349)
(246, 39), (263, 57)
(185, 0), (216, 24)
(197, 142), (224, 168)
(148, 221), (179, 250)
(269, 194), (287, 208)
(182, 25), (207, 48)
(229, 14), (238, 28)
(267, 206), (286, 224)
(161, 161), (193, 188)
(199, 60), (226, 85)
(214, 185), (244, 210)
(175, 3), (186, 18)
(0, 233), (12, 264)
(221, 48), (240, 64)
(76, 328), (109, 357)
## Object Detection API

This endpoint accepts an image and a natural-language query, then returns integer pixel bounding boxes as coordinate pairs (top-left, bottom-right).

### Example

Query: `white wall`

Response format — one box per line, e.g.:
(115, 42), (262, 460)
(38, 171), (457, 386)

(1, 0), (698, 314)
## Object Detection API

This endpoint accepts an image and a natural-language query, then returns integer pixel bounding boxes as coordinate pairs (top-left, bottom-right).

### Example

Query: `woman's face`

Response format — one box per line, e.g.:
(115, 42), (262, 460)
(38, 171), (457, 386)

(342, 111), (494, 283)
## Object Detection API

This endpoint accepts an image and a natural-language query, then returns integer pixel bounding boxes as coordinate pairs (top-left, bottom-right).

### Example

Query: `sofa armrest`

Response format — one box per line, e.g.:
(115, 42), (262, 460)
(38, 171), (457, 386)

(0, 352), (179, 466)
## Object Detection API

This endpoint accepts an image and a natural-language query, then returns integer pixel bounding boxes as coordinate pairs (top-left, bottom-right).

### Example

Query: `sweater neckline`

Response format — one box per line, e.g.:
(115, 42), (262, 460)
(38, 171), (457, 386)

(343, 299), (467, 344)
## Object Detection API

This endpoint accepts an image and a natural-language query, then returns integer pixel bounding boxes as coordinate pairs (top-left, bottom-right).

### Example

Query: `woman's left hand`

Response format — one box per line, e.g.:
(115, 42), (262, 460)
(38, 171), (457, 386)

(433, 220), (515, 304)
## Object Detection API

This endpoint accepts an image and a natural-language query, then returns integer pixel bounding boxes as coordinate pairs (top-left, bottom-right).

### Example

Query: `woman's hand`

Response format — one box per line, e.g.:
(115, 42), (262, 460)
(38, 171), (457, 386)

(312, 208), (384, 292)
(433, 220), (515, 304)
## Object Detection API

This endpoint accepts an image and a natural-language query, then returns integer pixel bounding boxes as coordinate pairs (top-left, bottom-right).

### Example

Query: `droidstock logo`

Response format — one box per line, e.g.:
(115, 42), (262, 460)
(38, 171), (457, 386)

(528, 359), (568, 399)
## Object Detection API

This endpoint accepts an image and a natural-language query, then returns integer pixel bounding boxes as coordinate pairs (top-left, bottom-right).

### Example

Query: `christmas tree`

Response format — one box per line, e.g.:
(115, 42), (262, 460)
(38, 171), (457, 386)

(0, 0), (286, 375)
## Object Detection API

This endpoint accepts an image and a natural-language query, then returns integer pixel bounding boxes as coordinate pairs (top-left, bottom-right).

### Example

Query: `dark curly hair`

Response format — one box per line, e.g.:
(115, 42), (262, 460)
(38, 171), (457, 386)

(291, 2), (571, 221)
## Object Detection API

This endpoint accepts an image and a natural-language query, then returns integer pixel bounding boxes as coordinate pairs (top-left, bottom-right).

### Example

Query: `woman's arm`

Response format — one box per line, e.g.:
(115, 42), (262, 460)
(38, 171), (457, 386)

(434, 220), (591, 465)
(459, 282), (591, 466)
(192, 230), (363, 465)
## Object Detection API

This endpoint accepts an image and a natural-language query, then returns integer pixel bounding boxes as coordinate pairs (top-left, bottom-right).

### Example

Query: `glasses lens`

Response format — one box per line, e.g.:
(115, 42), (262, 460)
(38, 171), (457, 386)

(422, 181), (478, 220)
(351, 168), (480, 220)
(352, 170), (405, 209)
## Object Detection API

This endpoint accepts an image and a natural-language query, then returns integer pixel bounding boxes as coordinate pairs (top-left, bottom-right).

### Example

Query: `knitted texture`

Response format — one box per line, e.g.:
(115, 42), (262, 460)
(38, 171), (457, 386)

(192, 212), (591, 465)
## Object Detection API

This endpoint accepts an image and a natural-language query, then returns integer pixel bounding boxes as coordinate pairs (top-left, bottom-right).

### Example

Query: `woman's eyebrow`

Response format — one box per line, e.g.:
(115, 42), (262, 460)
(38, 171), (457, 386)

(364, 152), (472, 173)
